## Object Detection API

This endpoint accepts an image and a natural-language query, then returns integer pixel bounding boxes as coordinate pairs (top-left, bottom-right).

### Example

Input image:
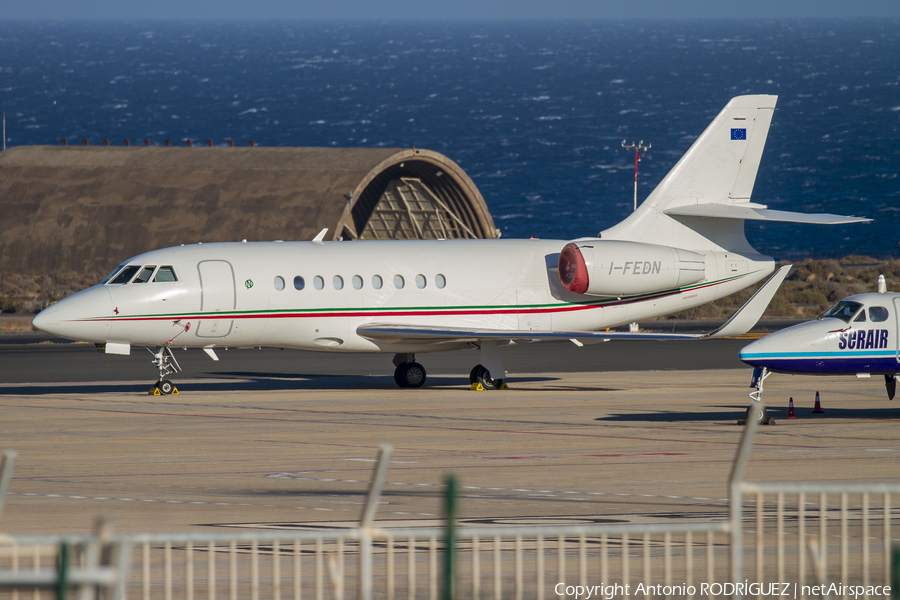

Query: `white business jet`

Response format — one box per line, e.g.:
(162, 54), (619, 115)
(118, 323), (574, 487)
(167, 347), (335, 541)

(740, 276), (900, 417)
(32, 95), (868, 394)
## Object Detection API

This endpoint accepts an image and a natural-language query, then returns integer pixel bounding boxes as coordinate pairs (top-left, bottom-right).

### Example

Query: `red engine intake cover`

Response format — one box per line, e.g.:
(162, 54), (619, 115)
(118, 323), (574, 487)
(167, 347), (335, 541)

(558, 242), (589, 294)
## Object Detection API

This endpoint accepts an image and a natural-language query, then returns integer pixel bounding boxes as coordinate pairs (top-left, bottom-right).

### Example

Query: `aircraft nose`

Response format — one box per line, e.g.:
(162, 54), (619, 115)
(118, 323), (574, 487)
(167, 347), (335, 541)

(32, 286), (113, 342)
(738, 335), (770, 367)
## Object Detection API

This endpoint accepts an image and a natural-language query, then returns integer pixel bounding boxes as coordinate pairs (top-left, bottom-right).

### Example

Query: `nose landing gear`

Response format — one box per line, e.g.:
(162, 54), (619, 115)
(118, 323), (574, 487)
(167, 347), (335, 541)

(149, 346), (181, 395)
(742, 366), (772, 425)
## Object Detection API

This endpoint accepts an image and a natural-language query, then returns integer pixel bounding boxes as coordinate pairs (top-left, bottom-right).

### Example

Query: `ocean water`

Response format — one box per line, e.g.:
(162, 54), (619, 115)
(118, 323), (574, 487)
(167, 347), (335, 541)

(0, 19), (898, 259)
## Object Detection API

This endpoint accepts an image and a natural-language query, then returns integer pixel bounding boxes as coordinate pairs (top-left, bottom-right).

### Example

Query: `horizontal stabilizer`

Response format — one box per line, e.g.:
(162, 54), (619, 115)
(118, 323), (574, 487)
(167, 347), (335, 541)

(664, 203), (871, 224)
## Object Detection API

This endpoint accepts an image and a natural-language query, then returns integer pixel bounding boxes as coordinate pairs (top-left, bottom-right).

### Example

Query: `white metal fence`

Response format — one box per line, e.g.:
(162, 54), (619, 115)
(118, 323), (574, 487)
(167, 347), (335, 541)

(1, 523), (734, 600)
(1, 409), (898, 600)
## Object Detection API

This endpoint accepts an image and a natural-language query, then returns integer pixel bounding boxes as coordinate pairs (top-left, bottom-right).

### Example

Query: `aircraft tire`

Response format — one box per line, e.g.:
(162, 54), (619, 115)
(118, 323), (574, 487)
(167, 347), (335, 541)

(400, 362), (426, 388)
(475, 366), (503, 390)
(746, 403), (768, 424)
(393, 364), (408, 388)
(157, 379), (175, 395)
(469, 364), (483, 384)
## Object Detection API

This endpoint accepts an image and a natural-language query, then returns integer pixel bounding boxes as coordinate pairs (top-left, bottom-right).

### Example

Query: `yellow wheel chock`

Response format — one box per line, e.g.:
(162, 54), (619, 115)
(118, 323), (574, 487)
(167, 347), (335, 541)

(470, 382), (510, 391)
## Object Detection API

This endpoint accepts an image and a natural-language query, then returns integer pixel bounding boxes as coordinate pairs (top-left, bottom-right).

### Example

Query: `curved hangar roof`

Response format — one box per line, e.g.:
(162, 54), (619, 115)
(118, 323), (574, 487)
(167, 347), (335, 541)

(0, 145), (499, 274)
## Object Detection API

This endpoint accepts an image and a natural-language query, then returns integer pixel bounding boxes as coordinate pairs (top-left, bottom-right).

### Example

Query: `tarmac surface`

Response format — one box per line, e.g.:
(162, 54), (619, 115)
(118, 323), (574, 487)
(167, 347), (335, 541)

(1, 343), (898, 536)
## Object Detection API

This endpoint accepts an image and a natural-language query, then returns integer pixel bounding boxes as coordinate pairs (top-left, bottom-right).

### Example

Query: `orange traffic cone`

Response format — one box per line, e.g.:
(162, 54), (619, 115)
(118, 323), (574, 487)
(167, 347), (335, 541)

(787, 397), (796, 418)
(812, 391), (824, 414)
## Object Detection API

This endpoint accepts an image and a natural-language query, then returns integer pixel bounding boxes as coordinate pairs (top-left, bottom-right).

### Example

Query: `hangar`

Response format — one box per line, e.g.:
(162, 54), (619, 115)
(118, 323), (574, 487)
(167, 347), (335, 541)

(0, 145), (499, 275)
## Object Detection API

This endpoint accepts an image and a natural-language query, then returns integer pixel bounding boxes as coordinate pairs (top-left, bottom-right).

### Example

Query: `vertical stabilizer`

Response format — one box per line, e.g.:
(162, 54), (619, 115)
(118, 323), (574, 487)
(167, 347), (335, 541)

(601, 95), (777, 253)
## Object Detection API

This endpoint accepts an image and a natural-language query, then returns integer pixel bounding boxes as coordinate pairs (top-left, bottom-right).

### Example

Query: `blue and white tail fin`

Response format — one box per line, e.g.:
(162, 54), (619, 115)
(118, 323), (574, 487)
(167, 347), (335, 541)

(600, 95), (869, 254)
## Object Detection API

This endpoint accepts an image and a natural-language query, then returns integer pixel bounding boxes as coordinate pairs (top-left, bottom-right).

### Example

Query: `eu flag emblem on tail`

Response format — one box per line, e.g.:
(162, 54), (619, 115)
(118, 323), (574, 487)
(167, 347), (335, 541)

(731, 128), (747, 140)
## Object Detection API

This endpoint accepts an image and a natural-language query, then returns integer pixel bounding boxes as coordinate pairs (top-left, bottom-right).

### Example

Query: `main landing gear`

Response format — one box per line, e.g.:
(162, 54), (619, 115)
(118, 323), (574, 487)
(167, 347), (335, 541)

(391, 351), (506, 390)
(469, 364), (504, 390)
(393, 353), (426, 388)
(149, 346), (181, 395)
(886, 374), (897, 400)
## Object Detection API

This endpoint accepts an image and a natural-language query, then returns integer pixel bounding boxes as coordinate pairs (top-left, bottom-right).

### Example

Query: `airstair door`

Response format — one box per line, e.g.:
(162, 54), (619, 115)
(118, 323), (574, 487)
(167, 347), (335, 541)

(197, 260), (236, 338)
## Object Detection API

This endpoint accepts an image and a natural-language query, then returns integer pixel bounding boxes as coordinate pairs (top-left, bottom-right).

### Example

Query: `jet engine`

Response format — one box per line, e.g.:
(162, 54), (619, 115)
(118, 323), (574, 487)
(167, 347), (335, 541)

(558, 240), (707, 297)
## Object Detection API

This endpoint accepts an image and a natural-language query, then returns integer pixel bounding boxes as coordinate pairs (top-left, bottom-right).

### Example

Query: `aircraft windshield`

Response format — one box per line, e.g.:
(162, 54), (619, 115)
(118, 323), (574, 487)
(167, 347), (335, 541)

(821, 300), (863, 323)
(133, 266), (156, 284)
(109, 265), (141, 285)
(100, 262), (129, 284)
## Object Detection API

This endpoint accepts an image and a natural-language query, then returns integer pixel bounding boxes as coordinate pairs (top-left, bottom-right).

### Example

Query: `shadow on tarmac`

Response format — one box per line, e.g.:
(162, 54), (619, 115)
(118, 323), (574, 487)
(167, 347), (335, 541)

(0, 373), (597, 395)
(595, 405), (900, 422)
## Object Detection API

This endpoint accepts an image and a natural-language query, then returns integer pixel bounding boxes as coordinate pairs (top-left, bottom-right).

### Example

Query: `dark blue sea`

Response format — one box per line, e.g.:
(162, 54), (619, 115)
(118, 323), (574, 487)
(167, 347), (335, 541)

(1, 19), (898, 259)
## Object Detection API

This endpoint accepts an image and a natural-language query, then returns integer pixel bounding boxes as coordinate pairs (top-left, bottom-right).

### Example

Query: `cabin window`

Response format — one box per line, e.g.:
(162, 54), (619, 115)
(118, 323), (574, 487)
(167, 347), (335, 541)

(314, 276), (324, 290)
(869, 306), (889, 322)
(274, 276), (285, 291)
(133, 266), (156, 284)
(415, 274), (426, 289)
(101, 262), (129, 284)
(333, 275), (344, 290)
(435, 274), (446, 289)
(154, 266), (178, 282)
(372, 275), (383, 290)
(352, 275), (363, 290)
(821, 301), (862, 323)
(110, 265), (141, 285)
(294, 276), (305, 291)
(394, 275), (405, 289)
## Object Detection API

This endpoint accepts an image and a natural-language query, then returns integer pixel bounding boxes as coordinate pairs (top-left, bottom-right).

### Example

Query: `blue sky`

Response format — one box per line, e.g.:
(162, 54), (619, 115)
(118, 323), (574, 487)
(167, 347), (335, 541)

(5, 0), (900, 20)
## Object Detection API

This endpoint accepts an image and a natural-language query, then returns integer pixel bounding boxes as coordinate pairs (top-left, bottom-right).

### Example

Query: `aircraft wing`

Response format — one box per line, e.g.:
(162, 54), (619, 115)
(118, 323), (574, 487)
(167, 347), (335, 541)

(358, 265), (792, 346)
(356, 323), (702, 346)
(701, 264), (791, 338)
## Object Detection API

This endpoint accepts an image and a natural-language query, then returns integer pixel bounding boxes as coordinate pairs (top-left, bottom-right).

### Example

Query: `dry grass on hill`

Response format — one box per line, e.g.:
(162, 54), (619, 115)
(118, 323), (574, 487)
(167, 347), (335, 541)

(0, 270), (104, 316)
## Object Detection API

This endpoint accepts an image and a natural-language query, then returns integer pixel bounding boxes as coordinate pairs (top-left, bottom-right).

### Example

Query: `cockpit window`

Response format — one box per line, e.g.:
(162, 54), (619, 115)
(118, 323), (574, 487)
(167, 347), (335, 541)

(821, 300), (863, 323)
(853, 311), (867, 323)
(109, 265), (141, 285)
(100, 262), (129, 284)
(133, 266), (156, 284)
(154, 266), (178, 282)
(870, 306), (889, 322)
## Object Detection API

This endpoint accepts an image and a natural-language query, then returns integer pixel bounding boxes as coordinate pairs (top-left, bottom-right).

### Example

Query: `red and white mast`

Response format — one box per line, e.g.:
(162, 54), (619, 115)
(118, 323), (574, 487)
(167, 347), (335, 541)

(621, 139), (651, 211)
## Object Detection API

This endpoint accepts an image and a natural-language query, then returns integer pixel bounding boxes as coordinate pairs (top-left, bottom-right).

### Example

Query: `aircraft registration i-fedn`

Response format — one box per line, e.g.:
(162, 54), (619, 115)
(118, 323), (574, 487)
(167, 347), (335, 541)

(33, 95), (869, 394)
(740, 277), (900, 420)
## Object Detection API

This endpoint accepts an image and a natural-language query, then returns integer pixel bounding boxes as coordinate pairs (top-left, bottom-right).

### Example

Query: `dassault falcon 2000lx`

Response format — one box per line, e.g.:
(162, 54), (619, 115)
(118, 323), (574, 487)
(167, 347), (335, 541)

(740, 277), (900, 419)
(33, 95), (869, 394)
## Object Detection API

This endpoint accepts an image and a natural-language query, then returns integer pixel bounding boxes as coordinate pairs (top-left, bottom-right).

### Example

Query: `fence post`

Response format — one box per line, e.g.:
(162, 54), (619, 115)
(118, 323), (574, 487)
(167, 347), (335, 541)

(443, 475), (458, 600)
(892, 545), (899, 600)
(80, 516), (114, 600)
(728, 403), (761, 600)
(113, 540), (132, 600)
(0, 449), (17, 525)
(359, 444), (393, 600)
(57, 541), (70, 600)
(360, 444), (393, 527)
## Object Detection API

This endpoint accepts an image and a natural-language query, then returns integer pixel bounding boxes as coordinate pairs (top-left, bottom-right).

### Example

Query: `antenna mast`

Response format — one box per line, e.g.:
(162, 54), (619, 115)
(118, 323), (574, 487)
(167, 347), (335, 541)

(621, 139), (650, 211)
